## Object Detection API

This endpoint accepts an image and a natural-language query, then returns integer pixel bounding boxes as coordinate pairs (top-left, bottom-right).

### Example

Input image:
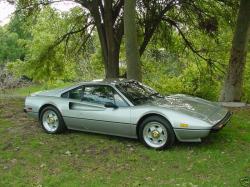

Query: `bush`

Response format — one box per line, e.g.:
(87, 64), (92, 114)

(143, 58), (220, 101)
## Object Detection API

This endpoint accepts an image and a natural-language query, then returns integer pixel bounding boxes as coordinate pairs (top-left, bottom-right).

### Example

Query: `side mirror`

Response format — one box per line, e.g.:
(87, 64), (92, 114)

(104, 102), (118, 109)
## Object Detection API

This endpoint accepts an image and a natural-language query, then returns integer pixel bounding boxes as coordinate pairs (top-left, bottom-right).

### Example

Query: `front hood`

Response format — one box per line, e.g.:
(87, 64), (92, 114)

(152, 94), (228, 123)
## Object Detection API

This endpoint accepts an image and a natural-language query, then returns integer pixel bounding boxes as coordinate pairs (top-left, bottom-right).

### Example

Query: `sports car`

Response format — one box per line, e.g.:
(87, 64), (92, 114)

(24, 79), (232, 149)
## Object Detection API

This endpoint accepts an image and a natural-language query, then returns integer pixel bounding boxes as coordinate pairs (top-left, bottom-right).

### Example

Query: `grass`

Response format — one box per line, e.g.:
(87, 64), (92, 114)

(0, 97), (250, 186)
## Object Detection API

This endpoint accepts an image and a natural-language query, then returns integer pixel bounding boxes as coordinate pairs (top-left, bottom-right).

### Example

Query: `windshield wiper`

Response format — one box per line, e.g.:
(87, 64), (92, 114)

(134, 96), (149, 101)
(134, 93), (162, 102)
(148, 92), (163, 98)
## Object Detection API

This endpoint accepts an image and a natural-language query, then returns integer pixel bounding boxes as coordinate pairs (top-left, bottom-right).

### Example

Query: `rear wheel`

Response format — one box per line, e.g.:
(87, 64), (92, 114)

(40, 106), (66, 134)
(139, 116), (175, 150)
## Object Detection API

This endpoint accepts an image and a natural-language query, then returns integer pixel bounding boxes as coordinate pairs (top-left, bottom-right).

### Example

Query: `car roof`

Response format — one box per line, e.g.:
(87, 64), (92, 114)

(32, 79), (137, 98)
(81, 78), (135, 85)
(91, 78), (133, 84)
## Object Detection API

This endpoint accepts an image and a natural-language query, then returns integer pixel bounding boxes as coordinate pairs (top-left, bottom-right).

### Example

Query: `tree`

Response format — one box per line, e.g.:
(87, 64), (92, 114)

(15, 0), (238, 80)
(16, 0), (124, 78)
(7, 7), (79, 83)
(15, 0), (179, 79)
(86, 0), (124, 78)
(124, 0), (141, 81)
(220, 0), (250, 101)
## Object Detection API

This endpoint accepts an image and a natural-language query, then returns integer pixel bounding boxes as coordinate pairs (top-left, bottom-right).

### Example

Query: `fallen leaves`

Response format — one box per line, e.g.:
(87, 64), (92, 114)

(64, 150), (72, 156)
(40, 163), (46, 168)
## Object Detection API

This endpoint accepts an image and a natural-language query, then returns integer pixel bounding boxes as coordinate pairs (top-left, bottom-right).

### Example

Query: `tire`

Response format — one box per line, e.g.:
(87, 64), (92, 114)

(139, 116), (175, 150)
(40, 106), (66, 134)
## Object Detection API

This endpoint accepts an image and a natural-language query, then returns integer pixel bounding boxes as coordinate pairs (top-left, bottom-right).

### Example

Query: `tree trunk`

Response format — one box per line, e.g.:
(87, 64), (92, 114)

(220, 0), (250, 102)
(90, 0), (121, 79)
(103, 0), (120, 78)
(124, 0), (142, 81)
(104, 42), (120, 78)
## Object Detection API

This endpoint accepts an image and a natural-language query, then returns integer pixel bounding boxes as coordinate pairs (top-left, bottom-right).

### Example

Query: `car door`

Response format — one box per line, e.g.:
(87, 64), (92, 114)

(62, 85), (133, 138)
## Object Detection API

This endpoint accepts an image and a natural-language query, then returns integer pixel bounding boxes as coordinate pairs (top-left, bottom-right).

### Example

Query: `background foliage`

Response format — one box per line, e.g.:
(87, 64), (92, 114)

(0, 4), (249, 101)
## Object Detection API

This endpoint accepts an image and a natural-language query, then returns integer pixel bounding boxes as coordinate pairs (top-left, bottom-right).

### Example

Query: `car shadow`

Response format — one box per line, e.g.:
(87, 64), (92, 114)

(66, 129), (139, 144)
(65, 128), (226, 150)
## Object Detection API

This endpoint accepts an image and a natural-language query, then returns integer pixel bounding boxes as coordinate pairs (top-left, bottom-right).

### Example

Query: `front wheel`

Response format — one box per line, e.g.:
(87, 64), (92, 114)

(139, 116), (175, 150)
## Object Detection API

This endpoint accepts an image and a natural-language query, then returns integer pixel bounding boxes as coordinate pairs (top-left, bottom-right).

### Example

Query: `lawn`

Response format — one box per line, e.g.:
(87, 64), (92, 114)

(0, 97), (250, 187)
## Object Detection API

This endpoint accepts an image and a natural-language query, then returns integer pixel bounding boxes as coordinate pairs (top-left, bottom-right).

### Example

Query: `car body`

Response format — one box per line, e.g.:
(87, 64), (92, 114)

(24, 79), (232, 149)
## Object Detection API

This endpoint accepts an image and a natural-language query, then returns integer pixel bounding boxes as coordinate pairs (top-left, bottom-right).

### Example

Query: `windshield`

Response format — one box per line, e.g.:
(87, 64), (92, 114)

(115, 81), (162, 105)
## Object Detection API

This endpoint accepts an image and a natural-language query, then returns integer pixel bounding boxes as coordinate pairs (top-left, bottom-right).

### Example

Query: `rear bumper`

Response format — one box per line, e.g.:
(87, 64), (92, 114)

(211, 111), (232, 132)
(24, 107), (39, 119)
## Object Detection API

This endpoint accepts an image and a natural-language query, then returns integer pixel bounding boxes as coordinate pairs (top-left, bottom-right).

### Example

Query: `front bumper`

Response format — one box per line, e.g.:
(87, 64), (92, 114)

(174, 128), (210, 142)
(211, 111), (232, 132)
(174, 111), (233, 142)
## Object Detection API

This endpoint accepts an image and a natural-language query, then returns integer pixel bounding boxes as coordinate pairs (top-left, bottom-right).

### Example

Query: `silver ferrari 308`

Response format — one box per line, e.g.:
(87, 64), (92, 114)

(24, 79), (232, 149)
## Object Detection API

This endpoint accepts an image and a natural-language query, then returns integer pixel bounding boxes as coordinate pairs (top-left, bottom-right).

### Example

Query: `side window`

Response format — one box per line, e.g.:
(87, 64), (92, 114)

(61, 91), (69, 98)
(67, 86), (84, 100)
(62, 85), (128, 107)
(82, 85), (115, 105)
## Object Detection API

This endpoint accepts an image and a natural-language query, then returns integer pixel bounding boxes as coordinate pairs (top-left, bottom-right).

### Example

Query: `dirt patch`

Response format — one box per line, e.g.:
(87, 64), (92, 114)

(0, 98), (39, 135)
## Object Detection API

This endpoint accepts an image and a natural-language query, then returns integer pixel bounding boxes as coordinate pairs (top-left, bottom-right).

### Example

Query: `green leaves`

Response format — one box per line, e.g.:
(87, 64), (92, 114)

(0, 27), (25, 64)
(7, 7), (91, 83)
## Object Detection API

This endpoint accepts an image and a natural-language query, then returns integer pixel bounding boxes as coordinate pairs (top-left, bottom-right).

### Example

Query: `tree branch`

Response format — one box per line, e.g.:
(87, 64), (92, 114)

(139, 0), (177, 56)
(76, 26), (95, 54)
(54, 21), (93, 48)
(163, 17), (225, 73)
(113, 0), (124, 23)
(36, 21), (93, 65)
